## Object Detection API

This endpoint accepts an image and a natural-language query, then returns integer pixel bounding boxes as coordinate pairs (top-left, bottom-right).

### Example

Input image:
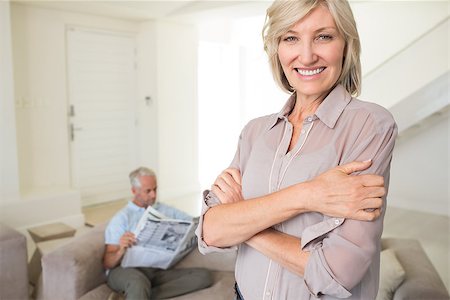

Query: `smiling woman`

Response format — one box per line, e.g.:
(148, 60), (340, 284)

(277, 6), (346, 105)
(197, 0), (398, 299)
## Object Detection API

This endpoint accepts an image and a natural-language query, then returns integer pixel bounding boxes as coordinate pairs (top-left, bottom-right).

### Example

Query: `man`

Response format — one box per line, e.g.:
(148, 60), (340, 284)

(103, 167), (212, 300)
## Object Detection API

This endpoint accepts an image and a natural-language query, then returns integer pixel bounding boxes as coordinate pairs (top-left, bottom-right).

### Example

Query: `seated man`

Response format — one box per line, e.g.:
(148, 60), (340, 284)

(103, 167), (212, 300)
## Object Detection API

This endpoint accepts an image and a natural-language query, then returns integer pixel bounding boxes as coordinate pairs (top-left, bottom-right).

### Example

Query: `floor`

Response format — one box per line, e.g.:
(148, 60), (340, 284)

(82, 198), (128, 227)
(26, 200), (450, 293)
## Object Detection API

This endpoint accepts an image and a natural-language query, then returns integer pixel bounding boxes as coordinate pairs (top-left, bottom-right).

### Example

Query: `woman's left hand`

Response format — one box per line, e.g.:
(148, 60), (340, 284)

(211, 168), (243, 204)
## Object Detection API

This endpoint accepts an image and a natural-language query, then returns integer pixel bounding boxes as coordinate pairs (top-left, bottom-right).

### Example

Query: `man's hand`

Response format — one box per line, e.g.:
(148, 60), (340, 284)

(119, 231), (136, 250)
(308, 160), (385, 221)
(211, 168), (243, 204)
(103, 232), (136, 269)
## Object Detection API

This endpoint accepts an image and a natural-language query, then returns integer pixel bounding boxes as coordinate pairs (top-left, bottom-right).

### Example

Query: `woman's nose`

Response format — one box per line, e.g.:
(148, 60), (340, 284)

(298, 42), (318, 65)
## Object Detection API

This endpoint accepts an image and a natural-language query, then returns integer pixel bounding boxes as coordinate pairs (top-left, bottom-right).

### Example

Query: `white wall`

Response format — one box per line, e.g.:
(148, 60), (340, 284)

(389, 113), (449, 215)
(352, 1), (449, 75)
(154, 20), (200, 208)
(135, 19), (201, 213)
(361, 19), (449, 109)
(0, 1), (20, 204)
(136, 21), (159, 173)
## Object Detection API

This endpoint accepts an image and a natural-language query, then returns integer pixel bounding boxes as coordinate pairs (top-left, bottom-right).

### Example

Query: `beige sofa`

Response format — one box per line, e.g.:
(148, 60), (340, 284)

(0, 223), (29, 300)
(380, 238), (449, 300)
(39, 224), (236, 300)
(39, 223), (449, 300)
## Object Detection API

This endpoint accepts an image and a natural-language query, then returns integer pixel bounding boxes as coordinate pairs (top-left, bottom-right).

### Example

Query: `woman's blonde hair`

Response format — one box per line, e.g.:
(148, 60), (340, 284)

(262, 0), (361, 96)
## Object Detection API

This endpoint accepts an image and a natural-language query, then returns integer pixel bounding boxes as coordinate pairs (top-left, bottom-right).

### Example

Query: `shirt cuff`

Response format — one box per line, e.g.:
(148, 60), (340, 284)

(301, 217), (351, 298)
(195, 190), (237, 254)
(301, 217), (345, 249)
(303, 243), (352, 298)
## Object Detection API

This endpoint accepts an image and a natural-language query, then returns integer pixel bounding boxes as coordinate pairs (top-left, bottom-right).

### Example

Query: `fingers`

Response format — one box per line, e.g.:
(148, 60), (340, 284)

(337, 160), (372, 175)
(211, 168), (243, 204)
(120, 232), (136, 248)
(360, 197), (383, 211)
(359, 174), (384, 187)
(214, 176), (240, 196)
(225, 168), (242, 185)
(353, 208), (382, 221)
(213, 169), (241, 196)
(361, 186), (385, 199)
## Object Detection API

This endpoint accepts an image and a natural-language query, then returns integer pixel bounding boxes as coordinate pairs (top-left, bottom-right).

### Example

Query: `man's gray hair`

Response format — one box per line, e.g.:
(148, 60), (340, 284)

(129, 167), (156, 188)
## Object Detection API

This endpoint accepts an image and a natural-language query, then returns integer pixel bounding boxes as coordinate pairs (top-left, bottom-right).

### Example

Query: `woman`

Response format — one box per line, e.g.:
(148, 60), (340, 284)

(196, 0), (397, 299)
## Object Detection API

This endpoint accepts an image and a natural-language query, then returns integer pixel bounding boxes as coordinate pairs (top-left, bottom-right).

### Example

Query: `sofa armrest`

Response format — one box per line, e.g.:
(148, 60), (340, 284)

(174, 248), (237, 272)
(381, 238), (449, 300)
(41, 224), (107, 300)
(0, 223), (29, 300)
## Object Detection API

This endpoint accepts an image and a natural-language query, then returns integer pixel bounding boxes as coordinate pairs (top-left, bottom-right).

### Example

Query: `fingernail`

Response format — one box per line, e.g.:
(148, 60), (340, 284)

(363, 159), (372, 163)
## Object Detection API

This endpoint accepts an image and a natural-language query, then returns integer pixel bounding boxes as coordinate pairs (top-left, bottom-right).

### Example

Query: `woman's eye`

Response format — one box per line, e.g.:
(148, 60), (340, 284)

(317, 34), (333, 41)
(283, 36), (297, 42)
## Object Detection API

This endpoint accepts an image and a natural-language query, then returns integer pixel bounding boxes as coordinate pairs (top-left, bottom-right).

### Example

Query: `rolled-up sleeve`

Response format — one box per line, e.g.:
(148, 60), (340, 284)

(196, 191), (238, 254)
(301, 111), (397, 297)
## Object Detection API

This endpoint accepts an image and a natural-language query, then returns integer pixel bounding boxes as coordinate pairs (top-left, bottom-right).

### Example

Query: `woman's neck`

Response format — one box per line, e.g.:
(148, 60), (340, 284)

(289, 92), (326, 124)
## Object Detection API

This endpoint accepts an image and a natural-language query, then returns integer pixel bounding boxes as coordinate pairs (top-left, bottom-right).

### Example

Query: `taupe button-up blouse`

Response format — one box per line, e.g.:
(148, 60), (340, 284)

(196, 85), (397, 299)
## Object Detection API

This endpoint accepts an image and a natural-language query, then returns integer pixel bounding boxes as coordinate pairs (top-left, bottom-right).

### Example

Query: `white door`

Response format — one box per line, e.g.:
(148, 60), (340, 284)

(66, 27), (137, 206)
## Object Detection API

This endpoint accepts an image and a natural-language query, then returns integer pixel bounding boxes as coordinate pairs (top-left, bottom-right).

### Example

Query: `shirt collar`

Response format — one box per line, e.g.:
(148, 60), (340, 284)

(127, 200), (146, 212)
(269, 93), (296, 129)
(315, 85), (352, 129)
(268, 85), (351, 130)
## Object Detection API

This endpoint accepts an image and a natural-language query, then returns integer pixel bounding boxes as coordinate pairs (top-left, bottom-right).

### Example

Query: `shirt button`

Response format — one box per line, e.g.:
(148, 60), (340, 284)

(334, 219), (340, 225)
(266, 291), (271, 296)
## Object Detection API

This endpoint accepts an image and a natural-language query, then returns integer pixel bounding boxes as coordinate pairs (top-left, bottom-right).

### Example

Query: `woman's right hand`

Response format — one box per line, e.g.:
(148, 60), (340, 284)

(211, 168), (243, 204)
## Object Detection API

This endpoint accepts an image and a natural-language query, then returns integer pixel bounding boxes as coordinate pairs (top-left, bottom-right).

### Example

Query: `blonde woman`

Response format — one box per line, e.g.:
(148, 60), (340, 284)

(197, 0), (397, 299)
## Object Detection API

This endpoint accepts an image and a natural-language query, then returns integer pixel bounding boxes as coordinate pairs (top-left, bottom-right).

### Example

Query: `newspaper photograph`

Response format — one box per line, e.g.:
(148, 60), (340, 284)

(121, 206), (198, 269)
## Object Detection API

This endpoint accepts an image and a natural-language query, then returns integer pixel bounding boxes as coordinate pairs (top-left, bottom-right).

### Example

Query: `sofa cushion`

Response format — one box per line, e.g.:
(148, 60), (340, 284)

(381, 238), (450, 300)
(377, 249), (405, 300)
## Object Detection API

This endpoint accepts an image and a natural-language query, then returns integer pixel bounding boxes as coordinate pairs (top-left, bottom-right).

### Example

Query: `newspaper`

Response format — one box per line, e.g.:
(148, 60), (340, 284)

(121, 205), (198, 269)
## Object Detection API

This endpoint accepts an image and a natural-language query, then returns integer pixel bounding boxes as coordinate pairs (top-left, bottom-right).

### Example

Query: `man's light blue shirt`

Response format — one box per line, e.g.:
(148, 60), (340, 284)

(105, 201), (192, 245)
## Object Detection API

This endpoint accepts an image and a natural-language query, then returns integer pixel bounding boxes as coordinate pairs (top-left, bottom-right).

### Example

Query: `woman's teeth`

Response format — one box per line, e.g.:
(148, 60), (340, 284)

(296, 67), (325, 76)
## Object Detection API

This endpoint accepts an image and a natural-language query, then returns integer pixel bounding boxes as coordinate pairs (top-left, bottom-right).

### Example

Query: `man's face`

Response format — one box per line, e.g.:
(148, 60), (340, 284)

(132, 175), (157, 208)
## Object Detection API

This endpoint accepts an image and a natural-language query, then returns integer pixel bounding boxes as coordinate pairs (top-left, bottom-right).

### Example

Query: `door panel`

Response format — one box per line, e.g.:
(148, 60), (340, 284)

(66, 27), (137, 206)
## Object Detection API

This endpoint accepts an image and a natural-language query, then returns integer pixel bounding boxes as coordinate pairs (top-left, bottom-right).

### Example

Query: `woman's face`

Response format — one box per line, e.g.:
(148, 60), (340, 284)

(278, 5), (345, 100)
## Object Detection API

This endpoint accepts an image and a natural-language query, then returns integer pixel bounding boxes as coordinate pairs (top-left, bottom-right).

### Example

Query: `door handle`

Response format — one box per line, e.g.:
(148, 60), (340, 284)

(70, 123), (83, 141)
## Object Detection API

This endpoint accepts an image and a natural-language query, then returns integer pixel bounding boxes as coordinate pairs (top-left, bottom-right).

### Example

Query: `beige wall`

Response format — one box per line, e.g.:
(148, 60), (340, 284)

(0, 1), (20, 204)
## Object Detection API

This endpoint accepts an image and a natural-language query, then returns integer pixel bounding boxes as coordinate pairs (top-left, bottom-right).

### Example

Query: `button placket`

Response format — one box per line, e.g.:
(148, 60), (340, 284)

(273, 121), (292, 191)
